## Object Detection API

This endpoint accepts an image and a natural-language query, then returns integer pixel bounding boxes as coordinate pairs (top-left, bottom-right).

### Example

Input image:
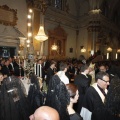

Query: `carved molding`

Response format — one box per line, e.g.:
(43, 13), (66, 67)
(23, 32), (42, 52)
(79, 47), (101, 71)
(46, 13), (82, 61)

(26, 0), (48, 14)
(0, 5), (17, 26)
(48, 25), (67, 59)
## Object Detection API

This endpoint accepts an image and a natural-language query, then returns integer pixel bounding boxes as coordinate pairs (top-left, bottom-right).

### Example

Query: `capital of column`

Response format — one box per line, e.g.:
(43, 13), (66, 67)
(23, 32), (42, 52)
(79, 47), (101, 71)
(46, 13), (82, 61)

(87, 21), (101, 32)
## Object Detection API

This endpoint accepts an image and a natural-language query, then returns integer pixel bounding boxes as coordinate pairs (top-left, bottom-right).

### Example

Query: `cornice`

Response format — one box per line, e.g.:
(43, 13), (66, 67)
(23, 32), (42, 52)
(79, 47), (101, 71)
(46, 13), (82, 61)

(45, 6), (120, 33)
(0, 35), (20, 41)
(45, 7), (78, 29)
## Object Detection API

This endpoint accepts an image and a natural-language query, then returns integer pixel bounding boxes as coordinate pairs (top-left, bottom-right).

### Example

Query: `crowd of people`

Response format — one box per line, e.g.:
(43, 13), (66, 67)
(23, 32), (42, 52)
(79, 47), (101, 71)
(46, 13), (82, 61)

(0, 56), (120, 120)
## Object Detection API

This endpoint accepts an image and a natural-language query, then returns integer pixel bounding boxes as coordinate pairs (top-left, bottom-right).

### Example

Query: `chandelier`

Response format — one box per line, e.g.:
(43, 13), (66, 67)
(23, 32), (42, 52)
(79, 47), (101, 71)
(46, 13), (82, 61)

(107, 47), (112, 52)
(35, 13), (48, 41)
(117, 49), (120, 53)
(80, 46), (86, 53)
(51, 43), (58, 50)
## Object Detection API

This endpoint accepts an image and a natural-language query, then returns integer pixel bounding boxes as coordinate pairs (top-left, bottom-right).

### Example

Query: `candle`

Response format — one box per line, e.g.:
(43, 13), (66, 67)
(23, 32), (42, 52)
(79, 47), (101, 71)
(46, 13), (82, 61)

(34, 63), (36, 75)
(24, 59), (26, 68)
(107, 53), (109, 59)
(116, 53), (118, 59)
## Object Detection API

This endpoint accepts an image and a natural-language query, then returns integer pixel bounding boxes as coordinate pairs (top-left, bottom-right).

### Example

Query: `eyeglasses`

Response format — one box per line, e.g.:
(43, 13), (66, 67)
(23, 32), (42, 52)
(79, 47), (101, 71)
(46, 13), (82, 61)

(100, 79), (109, 83)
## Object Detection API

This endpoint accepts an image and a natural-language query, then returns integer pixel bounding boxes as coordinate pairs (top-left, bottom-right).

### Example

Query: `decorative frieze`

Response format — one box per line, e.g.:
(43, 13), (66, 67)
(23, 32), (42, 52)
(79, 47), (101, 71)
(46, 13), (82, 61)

(0, 5), (17, 26)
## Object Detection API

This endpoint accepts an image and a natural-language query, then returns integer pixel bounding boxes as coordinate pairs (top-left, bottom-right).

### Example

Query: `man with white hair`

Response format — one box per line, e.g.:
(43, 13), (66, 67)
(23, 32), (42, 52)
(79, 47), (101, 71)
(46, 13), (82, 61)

(29, 106), (60, 120)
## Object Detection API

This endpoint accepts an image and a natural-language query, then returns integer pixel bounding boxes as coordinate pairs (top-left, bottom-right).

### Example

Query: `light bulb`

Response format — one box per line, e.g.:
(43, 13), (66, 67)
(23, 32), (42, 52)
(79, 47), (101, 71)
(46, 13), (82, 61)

(26, 40), (30, 43)
(29, 9), (33, 13)
(28, 33), (32, 37)
(28, 23), (31, 26)
(27, 15), (31, 19)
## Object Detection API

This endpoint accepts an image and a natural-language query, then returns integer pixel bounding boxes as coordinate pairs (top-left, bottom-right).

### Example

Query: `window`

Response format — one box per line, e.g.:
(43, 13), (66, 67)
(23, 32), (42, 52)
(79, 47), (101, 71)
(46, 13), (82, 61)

(51, 0), (63, 10)
(54, 0), (62, 10)
(50, 0), (69, 13)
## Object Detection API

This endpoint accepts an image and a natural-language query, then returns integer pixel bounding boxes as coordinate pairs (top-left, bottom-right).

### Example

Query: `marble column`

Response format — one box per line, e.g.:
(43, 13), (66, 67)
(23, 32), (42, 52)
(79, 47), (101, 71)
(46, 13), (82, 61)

(87, 19), (100, 56)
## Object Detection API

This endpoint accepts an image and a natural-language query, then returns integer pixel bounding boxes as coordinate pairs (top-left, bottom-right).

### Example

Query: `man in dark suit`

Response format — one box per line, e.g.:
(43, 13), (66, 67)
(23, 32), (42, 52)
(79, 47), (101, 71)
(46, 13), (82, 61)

(1, 59), (11, 77)
(68, 63), (75, 81)
(42, 56), (50, 80)
(8, 57), (15, 75)
(74, 64), (91, 113)
(46, 60), (56, 85)
(35, 59), (45, 79)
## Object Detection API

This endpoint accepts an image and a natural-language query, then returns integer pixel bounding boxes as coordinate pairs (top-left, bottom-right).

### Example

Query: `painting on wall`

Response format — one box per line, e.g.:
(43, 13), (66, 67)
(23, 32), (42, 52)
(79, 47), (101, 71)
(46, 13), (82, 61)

(69, 48), (73, 53)
(0, 5), (17, 26)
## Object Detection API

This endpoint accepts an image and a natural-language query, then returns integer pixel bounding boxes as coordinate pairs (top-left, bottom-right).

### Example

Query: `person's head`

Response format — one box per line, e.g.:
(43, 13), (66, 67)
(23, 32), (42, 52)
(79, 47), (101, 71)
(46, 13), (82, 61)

(96, 71), (109, 90)
(29, 106), (60, 120)
(0, 72), (3, 82)
(80, 64), (90, 74)
(59, 62), (68, 72)
(37, 59), (43, 64)
(66, 83), (79, 104)
(1, 58), (5, 65)
(99, 65), (106, 72)
(50, 60), (56, 69)
(4, 59), (10, 66)
(8, 57), (12, 63)
(42, 56), (47, 61)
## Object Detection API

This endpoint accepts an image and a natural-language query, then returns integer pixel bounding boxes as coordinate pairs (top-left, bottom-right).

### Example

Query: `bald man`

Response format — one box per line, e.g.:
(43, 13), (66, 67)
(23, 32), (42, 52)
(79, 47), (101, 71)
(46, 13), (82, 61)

(29, 106), (60, 120)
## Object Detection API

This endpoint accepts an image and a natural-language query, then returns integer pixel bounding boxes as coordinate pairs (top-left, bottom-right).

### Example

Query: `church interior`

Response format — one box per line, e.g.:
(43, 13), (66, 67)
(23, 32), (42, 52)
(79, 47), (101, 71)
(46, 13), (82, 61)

(1, 1), (120, 120)
(0, 0), (120, 60)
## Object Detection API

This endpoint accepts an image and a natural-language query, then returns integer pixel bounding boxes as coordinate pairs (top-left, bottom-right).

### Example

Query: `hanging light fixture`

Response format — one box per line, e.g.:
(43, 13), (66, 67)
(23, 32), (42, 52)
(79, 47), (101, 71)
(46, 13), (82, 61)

(80, 46), (86, 53)
(51, 43), (58, 50)
(117, 49), (120, 53)
(35, 13), (48, 41)
(107, 47), (112, 52)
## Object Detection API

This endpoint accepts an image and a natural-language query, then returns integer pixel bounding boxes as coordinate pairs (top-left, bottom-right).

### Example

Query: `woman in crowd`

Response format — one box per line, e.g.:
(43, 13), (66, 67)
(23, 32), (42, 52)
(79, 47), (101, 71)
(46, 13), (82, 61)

(45, 75), (70, 120)
(27, 74), (44, 113)
(0, 76), (32, 120)
(105, 75), (120, 120)
(66, 83), (83, 120)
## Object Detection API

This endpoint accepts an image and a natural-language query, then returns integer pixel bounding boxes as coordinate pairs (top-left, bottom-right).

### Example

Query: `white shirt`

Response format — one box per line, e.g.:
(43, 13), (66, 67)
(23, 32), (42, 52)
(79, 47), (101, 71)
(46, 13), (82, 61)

(57, 71), (69, 84)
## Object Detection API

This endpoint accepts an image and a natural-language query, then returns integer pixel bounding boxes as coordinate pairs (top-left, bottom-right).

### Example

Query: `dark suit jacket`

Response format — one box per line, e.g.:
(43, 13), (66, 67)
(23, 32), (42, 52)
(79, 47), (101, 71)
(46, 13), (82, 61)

(1, 65), (11, 76)
(14, 66), (24, 77)
(74, 73), (91, 113)
(46, 67), (54, 85)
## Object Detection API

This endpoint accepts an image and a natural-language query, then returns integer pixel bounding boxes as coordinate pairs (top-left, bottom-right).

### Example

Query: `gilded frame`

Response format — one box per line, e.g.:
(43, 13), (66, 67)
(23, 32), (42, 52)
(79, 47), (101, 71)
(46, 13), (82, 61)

(0, 5), (17, 26)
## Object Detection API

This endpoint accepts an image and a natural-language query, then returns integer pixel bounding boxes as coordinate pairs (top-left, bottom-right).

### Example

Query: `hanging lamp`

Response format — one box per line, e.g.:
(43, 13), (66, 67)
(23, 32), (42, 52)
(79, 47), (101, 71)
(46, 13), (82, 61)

(35, 13), (48, 41)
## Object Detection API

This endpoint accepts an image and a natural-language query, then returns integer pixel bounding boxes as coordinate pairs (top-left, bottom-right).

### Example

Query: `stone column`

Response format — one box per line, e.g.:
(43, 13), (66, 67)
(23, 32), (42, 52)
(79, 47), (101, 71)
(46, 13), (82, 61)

(87, 19), (100, 56)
